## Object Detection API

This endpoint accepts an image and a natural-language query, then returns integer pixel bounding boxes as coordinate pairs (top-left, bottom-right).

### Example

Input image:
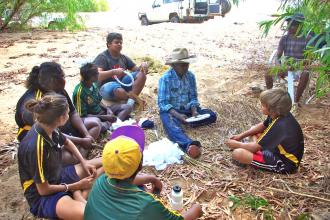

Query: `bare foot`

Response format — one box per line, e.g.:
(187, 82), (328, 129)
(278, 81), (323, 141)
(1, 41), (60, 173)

(187, 145), (201, 158)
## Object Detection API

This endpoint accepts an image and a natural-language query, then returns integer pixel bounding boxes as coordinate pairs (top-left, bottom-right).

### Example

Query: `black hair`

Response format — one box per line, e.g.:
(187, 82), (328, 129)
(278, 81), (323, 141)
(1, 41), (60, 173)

(130, 159), (143, 179)
(106, 32), (123, 45)
(80, 63), (98, 81)
(25, 93), (69, 125)
(25, 62), (64, 90)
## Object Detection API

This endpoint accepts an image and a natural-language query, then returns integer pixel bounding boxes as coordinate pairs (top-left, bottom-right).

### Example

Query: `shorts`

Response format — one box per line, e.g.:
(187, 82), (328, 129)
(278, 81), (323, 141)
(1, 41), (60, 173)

(251, 150), (296, 174)
(30, 165), (80, 219)
(100, 71), (138, 101)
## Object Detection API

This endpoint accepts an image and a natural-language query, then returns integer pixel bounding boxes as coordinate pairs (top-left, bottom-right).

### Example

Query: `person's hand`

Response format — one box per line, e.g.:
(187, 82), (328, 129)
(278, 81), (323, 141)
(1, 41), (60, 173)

(105, 108), (116, 122)
(140, 62), (149, 74)
(77, 176), (94, 190)
(230, 134), (243, 141)
(104, 114), (117, 123)
(182, 203), (203, 219)
(149, 176), (162, 194)
(112, 68), (126, 79)
(191, 110), (198, 117)
(81, 160), (96, 177)
(85, 134), (94, 142)
(106, 108), (114, 116)
(225, 139), (241, 149)
(81, 137), (93, 148)
(177, 113), (188, 124)
(192, 203), (203, 217)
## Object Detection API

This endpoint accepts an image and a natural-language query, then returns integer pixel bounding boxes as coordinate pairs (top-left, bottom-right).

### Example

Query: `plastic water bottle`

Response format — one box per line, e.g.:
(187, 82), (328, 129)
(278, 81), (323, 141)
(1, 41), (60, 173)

(170, 185), (183, 211)
(288, 71), (295, 104)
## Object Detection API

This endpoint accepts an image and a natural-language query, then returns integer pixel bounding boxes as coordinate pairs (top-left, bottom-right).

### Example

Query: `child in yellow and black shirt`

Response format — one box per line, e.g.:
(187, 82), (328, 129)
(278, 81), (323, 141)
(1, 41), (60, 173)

(73, 63), (132, 130)
(225, 88), (304, 174)
(18, 93), (103, 219)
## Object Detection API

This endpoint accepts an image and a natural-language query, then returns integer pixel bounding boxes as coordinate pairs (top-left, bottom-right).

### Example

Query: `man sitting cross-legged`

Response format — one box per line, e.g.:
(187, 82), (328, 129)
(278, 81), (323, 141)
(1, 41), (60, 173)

(158, 48), (217, 158)
(94, 32), (148, 107)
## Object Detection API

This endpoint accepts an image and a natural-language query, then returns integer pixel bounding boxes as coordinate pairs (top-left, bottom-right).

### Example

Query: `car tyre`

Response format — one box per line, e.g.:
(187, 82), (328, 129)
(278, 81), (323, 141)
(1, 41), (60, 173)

(141, 16), (149, 26)
(170, 16), (180, 23)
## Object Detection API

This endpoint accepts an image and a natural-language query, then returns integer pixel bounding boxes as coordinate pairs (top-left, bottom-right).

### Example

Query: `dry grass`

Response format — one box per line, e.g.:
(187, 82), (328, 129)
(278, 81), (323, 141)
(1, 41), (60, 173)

(1, 102), (329, 220)
(90, 93), (330, 219)
(1, 61), (329, 220)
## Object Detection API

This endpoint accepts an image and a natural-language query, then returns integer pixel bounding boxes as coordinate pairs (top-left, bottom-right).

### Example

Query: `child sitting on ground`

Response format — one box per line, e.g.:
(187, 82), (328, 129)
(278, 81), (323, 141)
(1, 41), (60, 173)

(84, 125), (202, 220)
(18, 93), (103, 220)
(73, 63), (132, 131)
(225, 88), (304, 174)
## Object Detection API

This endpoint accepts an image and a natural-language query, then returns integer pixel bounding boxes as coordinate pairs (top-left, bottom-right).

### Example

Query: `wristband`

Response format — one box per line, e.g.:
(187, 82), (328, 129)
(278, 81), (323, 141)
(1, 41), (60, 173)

(61, 183), (69, 192)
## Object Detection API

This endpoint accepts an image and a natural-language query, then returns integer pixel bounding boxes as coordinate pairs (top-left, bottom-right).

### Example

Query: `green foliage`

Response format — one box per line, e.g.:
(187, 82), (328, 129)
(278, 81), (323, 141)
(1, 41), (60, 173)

(228, 194), (274, 220)
(229, 194), (269, 210)
(95, 0), (109, 12)
(0, 0), (109, 31)
(75, 0), (109, 12)
(76, 0), (98, 12)
(296, 213), (311, 220)
(228, 195), (242, 210)
(229, 194), (274, 219)
(259, 0), (330, 98)
(243, 194), (269, 210)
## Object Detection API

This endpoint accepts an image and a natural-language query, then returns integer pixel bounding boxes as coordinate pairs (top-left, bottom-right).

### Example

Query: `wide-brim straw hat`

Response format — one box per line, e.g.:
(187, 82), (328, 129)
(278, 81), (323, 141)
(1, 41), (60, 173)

(165, 48), (196, 65)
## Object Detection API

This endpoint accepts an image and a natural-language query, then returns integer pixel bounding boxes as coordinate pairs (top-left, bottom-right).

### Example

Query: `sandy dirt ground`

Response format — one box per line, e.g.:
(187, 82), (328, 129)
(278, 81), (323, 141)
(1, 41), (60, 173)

(0, 0), (329, 219)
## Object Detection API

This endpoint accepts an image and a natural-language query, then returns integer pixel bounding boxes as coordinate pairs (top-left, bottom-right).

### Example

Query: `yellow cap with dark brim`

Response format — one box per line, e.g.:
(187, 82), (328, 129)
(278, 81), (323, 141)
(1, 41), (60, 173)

(102, 136), (142, 180)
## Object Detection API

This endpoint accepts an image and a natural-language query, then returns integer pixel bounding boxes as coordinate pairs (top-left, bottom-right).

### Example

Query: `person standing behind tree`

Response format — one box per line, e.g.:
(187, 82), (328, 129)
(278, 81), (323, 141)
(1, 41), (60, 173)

(265, 13), (312, 104)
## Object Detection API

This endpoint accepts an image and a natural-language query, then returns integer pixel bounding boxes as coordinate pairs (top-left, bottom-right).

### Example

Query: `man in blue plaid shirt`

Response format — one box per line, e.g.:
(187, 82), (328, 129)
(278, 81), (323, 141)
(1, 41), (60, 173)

(158, 48), (217, 158)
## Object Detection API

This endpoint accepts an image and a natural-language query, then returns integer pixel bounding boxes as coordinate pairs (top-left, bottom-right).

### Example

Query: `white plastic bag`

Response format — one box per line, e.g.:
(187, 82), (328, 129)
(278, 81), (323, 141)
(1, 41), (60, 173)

(143, 138), (184, 170)
(111, 118), (137, 131)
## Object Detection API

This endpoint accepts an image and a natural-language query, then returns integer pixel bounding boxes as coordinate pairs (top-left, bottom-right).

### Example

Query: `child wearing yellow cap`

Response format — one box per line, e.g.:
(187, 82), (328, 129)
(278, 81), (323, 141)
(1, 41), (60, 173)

(84, 126), (202, 220)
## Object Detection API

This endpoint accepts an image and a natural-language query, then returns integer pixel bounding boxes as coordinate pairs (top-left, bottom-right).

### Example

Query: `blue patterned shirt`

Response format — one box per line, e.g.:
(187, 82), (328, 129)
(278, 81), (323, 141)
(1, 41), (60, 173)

(158, 68), (200, 113)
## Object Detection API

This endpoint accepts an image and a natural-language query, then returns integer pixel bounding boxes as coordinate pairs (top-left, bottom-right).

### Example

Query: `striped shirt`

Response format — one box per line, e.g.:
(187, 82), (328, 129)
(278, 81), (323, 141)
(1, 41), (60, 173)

(257, 113), (304, 167)
(18, 124), (66, 208)
(15, 89), (76, 141)
(72, 82), (103, 117)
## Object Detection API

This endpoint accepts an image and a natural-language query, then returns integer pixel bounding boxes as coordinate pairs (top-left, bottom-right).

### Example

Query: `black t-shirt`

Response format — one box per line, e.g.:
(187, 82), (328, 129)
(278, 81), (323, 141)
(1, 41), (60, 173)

(93, 50), (135, 86)
(15, 89), (76, 141)
(258, 113), (304, 167)
(18, 124), (67, 208)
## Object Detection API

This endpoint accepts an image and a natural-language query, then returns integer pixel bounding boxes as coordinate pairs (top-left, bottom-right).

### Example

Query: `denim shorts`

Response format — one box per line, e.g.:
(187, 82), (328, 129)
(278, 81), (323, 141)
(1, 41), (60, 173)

(100, 71), (138, 101)
(30, 166), (80, 219)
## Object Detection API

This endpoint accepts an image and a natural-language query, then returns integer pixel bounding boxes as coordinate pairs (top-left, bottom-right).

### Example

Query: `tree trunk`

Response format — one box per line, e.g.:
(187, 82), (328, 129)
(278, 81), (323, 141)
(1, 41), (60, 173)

(0, 0), (26, 30)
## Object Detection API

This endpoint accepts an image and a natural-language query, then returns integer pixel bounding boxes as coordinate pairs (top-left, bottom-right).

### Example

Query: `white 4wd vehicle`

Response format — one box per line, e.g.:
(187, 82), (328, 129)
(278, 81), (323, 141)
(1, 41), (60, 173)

(138, 0), (231, 25)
